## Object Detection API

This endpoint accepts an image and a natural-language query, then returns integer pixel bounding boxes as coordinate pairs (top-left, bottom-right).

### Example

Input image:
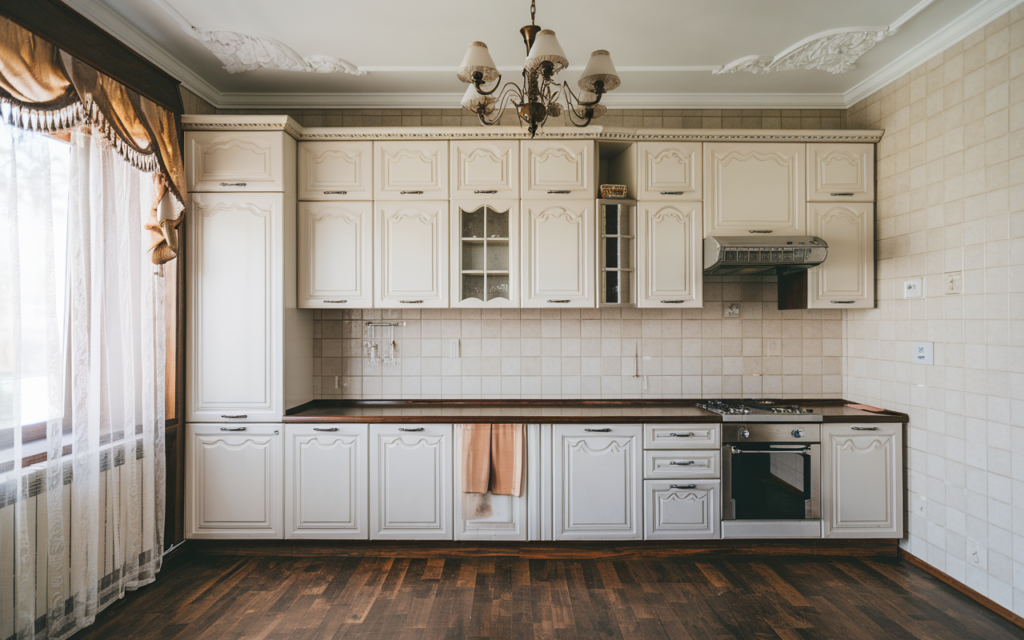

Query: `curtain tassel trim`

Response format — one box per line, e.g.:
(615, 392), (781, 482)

(1, 99), (87, 133)
(84, 101), (161, 174)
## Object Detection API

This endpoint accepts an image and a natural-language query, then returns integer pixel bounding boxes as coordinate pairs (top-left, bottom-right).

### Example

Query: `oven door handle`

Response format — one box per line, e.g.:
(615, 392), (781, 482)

(731, 447), (811, 454)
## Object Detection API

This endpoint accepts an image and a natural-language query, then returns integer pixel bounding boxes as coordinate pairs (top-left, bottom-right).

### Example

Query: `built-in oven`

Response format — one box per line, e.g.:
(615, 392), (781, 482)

(722, 424), (820, 521)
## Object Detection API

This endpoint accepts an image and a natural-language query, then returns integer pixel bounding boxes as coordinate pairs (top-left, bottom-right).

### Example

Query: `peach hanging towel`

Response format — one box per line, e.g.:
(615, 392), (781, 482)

(461, 424), (525, 497)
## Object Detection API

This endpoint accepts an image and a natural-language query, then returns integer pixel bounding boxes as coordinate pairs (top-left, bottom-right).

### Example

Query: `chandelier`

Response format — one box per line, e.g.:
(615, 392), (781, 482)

(456, 0), (620, 136)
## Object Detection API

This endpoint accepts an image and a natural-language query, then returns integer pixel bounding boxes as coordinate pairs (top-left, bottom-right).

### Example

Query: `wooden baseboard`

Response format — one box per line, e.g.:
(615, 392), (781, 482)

(899, 548), (1024, 631)
(186, 538), (898, 559)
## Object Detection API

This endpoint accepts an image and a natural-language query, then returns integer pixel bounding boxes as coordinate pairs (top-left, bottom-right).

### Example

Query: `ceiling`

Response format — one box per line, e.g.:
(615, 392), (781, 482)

(65, 0), (1017, 110)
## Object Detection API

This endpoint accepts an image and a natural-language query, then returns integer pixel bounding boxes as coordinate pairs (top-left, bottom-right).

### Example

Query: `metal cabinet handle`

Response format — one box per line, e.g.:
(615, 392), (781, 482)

(399, 427), (425, 432)
(324, 300), (348, 304)
(220, 426), (246, 431)
(474, 190), (498, 194)
(400, 300), (424, 304)
(400, 190), (424, 195)
(547, 299), (571, 304)
(221, 414), (247, 419)
(667, 432), (694, 437)
(219, 182), (247, 187)
(660, 191), (685, 195)
(748, 230), (773, 234)
(547, 190), (571, 194)
(851, 426), (879, 431)
(660, 300), (685, 304)
(670, 484), (697, 490)
(830, 300), (855, 304)
(323, 190), (348, 195)
(669, 460), (696, 466)
(314, 427), (339, 432)
(584, 428), (611, 432)
(830, 192), (855, 196)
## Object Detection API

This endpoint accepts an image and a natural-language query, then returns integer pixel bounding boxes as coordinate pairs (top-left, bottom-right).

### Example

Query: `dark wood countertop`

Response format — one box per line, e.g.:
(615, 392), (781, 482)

(283, 399), (909, 425)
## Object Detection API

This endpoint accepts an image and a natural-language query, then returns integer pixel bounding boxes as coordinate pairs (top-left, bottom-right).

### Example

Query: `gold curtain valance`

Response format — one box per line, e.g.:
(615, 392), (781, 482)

(0, 18), (186, 264)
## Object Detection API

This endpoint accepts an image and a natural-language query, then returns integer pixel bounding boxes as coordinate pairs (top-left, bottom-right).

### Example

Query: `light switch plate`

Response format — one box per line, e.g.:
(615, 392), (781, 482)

(911, 342), (933, 365)
(724, 302), (741, 318)
(944, 271), (963, 295)
(904, 278), (923, 299)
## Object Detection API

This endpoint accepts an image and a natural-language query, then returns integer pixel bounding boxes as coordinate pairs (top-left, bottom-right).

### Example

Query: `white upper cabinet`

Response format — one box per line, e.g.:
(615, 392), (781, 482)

(806, 203), (875, 308)
(807, 143), (874, 202)
(636, 142), (702, 201)
(375, 202), (449, 308)
(822, 424), (902, 538)
(285, 424), (368, 540)
(451, 201), (519, 308)
(521, 200), (595, 308)
(521, 140), (595, 199)
(636, 202), (703, 308)
(370, 424), (453, 540)
(297, 141), (373, 201)
(374, 141), (448, 200)
(187, 131), (284, 193)
(298, 201), (373, 308)
(704, 143), (806, 235)
(451, 140), (519, 198)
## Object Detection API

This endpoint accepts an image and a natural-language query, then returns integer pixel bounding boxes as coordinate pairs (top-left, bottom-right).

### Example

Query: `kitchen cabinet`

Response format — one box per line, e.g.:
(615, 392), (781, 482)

(636, 142), (702, 201)
(370, 424), (453, 540)
(374, 141), (448, 200)
(704, 142), (805, 235)
(806, 203), (875, 308)
(375, 201), (449, 308)
(285, 424), (368, 539)
(521, 140), (595, 199)
(453, 425), (528, 541)
(822, 423), (902, 538)
(644, 424), (720, 450)
(297, 141), (373, 201)
(597, 200), (635, 306)
(298, 201), (374, 308)
(644, 480), (720, 540)
(185, 424), (283, 539)
(450, 140), (519, 198)
(807, 143), (874, 202)
(635, 202), (703, 308)
(521, 200), (595, 308)
(451, 200), (519, 308)
(186, 131), (285, 193)
(553, 425), (642, 540)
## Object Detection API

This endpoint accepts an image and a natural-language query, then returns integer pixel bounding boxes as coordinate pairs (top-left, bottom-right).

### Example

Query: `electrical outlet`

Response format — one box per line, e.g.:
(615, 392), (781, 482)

(944, 271), (963, 295)
(911, 342), (933, 365)
(904, 278), (923, 299)
(724, 302), (741, 318)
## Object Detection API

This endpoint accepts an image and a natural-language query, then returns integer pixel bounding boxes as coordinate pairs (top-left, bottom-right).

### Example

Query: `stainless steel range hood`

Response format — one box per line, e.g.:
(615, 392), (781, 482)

(703, 236), (828, 276)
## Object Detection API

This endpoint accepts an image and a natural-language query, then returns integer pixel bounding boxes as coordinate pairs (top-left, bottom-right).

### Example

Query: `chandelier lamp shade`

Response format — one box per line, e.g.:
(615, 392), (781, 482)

(456, 0), (620, 136)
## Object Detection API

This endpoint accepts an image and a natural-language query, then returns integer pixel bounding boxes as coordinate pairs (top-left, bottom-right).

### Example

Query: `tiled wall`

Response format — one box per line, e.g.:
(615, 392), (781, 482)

(845, 7), (1024, 615)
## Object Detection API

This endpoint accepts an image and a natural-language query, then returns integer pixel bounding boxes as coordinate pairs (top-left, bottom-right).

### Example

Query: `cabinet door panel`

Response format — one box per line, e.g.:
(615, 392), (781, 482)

(453, 426), (528, 540)
(299, 202), (373, 308)
(521, 200), (595, 308)
(644, 480), (720, 539)
(823, 424), (902, 538)
(807, 203), (874, 308)
(636, 202), (702, 307)
(185, 424), (283, 539)
(187, 193), (281, 422)
(521, 140), (594, 199)
(704, 143), (805, 235)
(375, 141), (448, 199)
(298, 141), (372, 200)
(637, 142), (702, 200)
(451, 140), (519, 198)
(370, 425), (452, 539)
(807, 143), (874, 202)
(376, 202), (449, 308)
(187, 132), (284, 192)
(553, 425), (642, 540)
(450, 201), (519, 308)
(286, 425), (367, 539)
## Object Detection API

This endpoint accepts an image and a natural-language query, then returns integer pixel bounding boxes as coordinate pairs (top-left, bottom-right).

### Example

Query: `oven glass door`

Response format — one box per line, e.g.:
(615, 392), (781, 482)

(725, 444), (819, 520)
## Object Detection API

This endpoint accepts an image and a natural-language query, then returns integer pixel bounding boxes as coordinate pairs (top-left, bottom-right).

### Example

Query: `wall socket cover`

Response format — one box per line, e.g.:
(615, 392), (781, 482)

(911, 342), (933, 365)
(944, 271), (963, 295)
(724, 302), (741, 318)
(904, 278), (923, 299)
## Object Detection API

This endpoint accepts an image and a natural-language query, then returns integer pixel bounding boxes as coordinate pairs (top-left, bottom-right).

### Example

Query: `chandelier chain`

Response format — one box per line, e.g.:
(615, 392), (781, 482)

(530, 0), (536, 25)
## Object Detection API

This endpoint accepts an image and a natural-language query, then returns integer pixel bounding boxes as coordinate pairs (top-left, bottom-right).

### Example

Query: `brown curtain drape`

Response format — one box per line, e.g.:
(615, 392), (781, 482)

(0, 18), (186, 264)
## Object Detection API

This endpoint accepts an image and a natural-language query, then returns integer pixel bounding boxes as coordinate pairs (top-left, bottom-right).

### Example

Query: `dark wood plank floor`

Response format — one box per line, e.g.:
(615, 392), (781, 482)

(77, 553), (1023, 639)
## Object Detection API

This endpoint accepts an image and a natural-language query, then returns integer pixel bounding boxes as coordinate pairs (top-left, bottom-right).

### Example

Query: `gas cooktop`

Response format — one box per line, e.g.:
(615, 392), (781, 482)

(696, 399), (823, 422)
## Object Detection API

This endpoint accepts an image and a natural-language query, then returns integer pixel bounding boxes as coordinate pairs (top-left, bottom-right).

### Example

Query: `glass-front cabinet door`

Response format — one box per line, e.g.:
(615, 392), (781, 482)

(450, 201), (519, 308)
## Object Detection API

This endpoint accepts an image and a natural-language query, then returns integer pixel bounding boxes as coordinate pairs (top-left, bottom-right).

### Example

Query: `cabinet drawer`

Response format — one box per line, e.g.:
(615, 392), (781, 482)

(644, 480), (720, 540)
(298, 141), (372, 200)
(643, 450), (719, 479)
(186, 131), (285, 192)
(644, 424), (720, 449)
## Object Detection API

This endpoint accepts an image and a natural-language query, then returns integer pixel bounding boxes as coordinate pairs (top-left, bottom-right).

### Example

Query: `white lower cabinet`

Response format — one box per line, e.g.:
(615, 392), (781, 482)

(553, 425), (642, 540)
(370, 424), (453, 539)
(185, 424), (283, 539)
(822, 423), (903, 538)
(285, 424), (368, 539)
(644, 480), (720, 540)
(453, 426), (528, 540)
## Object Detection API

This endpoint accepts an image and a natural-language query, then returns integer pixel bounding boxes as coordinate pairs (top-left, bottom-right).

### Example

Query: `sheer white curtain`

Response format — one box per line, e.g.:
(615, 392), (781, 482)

(1, 124), (166, 640)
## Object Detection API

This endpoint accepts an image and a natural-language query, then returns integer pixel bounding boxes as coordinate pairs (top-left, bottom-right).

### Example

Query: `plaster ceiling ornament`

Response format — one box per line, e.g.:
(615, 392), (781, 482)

(151, 0), (364, 75)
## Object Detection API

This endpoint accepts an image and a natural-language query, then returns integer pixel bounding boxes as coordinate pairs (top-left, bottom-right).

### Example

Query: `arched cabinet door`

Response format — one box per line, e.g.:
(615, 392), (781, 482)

(375, 202), (449, 308)
(186, 131), (284, 193)
(807, 143), (874, 202)
(806, 203), (875, 308)
(637, 142), (702, 201)
(636, 202), (703, 308)
(370, 425), (453, 540)
(704, 142), (805, 235)
(298, 201), (373, 308)
(822, 424), (902, 538)
(374, 141), (448, 200)
(450, 140), (519, 198)
(521, 200), (595, 308)
(285, 424), (368, 539)
(298, 141), (373, 201)
(521, 140), (594, 199)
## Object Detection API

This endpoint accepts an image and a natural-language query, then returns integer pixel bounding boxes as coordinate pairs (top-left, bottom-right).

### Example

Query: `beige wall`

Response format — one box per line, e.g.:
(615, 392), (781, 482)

(846, 7), (1024, 613)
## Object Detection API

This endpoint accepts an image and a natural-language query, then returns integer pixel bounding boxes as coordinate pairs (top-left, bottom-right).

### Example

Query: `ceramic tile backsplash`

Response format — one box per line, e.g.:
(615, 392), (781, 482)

(311, 277), (842, 400)
(845, 6), (1024, 616)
